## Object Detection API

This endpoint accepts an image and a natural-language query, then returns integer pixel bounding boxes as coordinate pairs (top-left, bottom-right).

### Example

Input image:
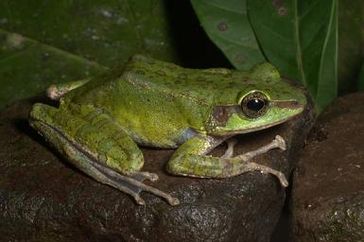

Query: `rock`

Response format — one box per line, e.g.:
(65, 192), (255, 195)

(0, 95), (313, 242)
(291, 92), (364, 242)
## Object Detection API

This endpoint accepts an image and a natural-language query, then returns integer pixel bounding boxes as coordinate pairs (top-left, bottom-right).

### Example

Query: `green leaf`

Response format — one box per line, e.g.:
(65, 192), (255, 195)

(0, 0), (178, 109)
(0, 0), (177, 67)
(248, 0), (339, 111)
(191, 0), (265, 70)
(0, 29), (107, 109)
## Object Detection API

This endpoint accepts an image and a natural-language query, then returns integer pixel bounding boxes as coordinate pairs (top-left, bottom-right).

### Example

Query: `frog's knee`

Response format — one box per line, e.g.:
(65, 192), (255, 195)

(166, 158), (178, 174)
(166, 155), (187, 175)
(29, 103), (57, 123)
(105, 147), (144, 174)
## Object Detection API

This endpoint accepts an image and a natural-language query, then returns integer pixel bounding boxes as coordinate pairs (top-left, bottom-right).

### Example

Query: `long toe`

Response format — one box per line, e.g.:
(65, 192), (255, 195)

(278, 172), (289, 187)
(274, 135), (286, 150)
(134, 195), (146, 206)
(168, 197), (180, 206)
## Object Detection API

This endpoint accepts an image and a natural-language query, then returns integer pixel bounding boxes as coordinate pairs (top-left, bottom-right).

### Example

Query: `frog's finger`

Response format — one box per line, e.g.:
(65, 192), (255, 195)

(221, 138), (238, 159)
(274, 135), (286, 151)
(244, 162), (289, 187)
(233, 135), (286, 161)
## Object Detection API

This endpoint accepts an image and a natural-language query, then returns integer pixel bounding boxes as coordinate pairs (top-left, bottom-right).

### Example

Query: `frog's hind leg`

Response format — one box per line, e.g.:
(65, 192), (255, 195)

(62, 141), (178, 205)
(29, 103), (179, 206)
(47, 79), (90, 100)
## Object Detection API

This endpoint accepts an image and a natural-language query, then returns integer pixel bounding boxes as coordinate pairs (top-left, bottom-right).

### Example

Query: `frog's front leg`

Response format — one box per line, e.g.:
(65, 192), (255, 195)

(167, 135), (288, 186)
(30, 103), (179, 206)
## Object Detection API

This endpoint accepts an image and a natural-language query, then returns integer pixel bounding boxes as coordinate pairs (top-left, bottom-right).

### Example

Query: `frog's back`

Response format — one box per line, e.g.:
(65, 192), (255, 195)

(121, 55), (250, 105)
(62, 55), (253, 147)
(68, 55), (254, 108)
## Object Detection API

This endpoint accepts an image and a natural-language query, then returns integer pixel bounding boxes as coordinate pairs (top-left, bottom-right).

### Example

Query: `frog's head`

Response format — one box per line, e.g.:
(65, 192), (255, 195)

(206, 63), (307, 136)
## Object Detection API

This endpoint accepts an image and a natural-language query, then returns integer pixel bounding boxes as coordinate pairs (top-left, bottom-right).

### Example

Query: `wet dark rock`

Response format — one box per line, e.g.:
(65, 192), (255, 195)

(0, 96), (313, 242)
(291, 92), (364, 242)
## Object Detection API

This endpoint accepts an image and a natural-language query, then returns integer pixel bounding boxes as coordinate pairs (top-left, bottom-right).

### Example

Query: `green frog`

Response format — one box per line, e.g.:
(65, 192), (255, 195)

(29, 55), (306, 206)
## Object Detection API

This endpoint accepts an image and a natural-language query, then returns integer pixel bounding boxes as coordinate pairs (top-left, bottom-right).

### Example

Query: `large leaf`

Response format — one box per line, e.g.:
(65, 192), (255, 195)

(193, 0), (363, 111)
(248, 0), (338, 111)
(0, 0), (177, 67)
(191, 0), (265, 70)
(0, 29), (107, 108)
(0, 0), (178, 109)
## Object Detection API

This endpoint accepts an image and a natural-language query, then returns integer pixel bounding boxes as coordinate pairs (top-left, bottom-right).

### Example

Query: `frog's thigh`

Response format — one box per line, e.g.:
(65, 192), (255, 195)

(30, 103), (144, 174)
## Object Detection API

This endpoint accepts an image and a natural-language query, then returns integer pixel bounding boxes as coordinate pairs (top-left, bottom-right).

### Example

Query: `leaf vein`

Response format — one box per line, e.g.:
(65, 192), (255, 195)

(317, 0), (337, 100)
(0, 28), (108, 70)
(293, 0), (307, 86)
(200, 0), (245, 15)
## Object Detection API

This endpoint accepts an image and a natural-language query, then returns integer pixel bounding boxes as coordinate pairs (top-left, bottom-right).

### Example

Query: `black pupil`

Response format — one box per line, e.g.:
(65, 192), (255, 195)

(247, 98), (265, 112)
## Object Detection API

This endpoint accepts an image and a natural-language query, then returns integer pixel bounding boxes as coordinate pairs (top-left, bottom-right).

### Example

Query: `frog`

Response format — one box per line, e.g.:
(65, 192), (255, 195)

(29, 55), (306, 206)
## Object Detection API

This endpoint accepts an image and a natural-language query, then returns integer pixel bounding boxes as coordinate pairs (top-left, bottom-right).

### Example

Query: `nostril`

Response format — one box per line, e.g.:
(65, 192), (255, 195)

(291, 101), (300, 107)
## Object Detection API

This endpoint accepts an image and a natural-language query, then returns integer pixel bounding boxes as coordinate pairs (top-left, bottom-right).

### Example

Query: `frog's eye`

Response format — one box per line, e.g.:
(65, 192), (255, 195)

(241, 91), (269, 118)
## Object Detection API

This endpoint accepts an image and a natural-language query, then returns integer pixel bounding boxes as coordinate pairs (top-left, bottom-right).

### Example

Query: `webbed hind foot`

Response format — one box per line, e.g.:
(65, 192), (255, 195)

(62, 141), (180, 206)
